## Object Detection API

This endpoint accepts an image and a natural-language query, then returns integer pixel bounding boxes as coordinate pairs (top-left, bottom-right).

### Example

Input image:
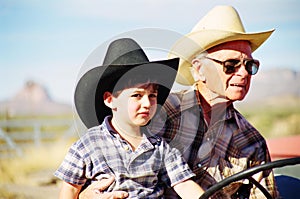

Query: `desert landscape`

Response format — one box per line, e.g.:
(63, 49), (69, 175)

(0, 68), (299, 199)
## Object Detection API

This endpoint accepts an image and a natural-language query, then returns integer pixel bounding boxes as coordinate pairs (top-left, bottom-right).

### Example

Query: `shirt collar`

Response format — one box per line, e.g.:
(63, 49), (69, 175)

(192, 84), (237, 123)
(176, 85), (199, 111)
(104, 115), (118, 136)
(104, 115), (161, 146)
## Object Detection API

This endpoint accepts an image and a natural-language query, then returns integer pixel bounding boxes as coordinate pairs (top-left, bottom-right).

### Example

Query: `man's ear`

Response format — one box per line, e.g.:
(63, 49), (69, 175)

(192, 58), (206, 82)
(103, 91), (114, 109)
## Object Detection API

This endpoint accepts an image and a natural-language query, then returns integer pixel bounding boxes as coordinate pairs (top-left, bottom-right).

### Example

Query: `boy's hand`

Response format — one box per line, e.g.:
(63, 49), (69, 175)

(78, 176), (129, 199)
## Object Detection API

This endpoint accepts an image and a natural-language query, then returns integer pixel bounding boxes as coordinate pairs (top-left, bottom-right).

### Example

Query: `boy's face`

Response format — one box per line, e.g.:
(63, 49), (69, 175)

(112, 84), (158, 127)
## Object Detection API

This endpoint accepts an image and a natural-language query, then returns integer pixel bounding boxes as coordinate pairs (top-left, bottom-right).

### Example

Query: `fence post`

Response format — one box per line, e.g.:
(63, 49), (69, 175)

(0, 128), (22, 157)
(33, 123), (41, 147)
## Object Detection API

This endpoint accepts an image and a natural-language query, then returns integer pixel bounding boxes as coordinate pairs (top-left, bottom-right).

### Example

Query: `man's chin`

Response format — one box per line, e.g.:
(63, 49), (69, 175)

(230, 96), (246, 102)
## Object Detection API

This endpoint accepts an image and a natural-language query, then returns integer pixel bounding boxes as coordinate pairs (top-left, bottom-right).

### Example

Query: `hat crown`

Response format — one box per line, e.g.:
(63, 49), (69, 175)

(103, 38), (149, 65)
(169, 5), (274, 86)
(191, 5), (246, 33)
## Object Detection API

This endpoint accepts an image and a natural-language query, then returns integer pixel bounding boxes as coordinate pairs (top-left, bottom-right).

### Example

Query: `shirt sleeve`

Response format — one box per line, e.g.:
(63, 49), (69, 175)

(161, 140), (195, 187)
(54, 140), (87, 185)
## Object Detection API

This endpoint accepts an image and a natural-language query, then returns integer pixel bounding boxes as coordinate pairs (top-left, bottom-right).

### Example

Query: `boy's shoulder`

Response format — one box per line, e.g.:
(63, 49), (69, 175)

(78, 124), (108, 141)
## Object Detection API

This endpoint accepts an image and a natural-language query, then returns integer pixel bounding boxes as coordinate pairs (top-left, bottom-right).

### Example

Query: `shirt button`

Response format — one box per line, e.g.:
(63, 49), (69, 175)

(197, 163), (202, 168)
(124, 145), (130, 151)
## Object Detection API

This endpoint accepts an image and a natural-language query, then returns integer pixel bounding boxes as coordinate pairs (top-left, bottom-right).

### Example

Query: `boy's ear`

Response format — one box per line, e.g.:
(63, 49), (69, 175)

(103, 91), (114, 109)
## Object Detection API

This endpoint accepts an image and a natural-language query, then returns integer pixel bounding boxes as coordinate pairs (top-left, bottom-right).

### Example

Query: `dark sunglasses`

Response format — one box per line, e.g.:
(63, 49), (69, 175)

(205, 57), (260, 75)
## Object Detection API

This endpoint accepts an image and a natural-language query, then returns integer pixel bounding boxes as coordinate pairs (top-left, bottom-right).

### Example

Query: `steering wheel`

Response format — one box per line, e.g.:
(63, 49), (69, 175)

(199, 157), (300, 199)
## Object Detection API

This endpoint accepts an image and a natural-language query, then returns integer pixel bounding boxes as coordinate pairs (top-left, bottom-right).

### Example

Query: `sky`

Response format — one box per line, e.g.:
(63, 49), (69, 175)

(1, 0), (300, 105)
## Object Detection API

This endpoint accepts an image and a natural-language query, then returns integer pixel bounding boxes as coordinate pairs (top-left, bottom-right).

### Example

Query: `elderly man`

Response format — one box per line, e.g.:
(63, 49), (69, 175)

(79, 5), (278, 199)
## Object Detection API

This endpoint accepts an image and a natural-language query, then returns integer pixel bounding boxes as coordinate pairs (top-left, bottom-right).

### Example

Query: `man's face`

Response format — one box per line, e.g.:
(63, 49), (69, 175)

(202, 40), (254, 102)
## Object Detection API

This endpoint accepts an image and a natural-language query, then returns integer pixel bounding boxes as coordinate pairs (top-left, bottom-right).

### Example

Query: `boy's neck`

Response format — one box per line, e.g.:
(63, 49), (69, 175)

(110, 118), (143, 151)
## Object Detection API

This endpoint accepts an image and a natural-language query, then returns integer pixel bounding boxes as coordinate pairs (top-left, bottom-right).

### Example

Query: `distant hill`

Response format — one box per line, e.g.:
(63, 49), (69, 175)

(245, 68), (300, 102)
(0, 81), (72, 117)
(1, 68), (299, 116)
(173, 68), (300, 108)
(234, 68), (300, 109)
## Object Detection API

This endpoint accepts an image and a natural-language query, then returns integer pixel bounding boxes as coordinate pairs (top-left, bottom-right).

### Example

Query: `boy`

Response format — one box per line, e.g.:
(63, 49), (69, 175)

(54, 38), (204, 198)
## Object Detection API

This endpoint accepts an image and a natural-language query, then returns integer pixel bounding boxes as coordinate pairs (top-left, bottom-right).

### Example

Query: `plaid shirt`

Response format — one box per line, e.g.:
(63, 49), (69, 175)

(54, 116), (194, 199)
(149, 86), (279, 199)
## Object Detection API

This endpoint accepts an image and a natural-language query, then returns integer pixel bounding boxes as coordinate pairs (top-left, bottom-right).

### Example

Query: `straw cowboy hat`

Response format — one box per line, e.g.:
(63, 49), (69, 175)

(168, 5), (275, 85)
(74, 38), (179, 128)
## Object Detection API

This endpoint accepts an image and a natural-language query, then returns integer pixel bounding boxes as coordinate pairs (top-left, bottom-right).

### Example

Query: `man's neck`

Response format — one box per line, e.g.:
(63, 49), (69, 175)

(196, 82), (230, 106)
(196, 82), (232, 125)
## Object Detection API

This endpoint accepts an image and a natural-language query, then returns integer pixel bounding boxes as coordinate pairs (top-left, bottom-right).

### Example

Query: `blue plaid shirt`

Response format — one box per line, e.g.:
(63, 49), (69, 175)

(54, 116), (194, 198)
(149, 86), (279, 198)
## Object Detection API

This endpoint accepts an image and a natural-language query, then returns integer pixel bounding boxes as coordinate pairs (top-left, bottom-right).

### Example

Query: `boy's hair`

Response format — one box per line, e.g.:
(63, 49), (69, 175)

(112, 80), (159, 98)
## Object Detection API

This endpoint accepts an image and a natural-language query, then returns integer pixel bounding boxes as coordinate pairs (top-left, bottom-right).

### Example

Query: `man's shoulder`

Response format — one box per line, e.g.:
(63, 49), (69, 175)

(231, 107), (254, 127)
(231, 106), (264, 137)
(166, 88), (196, 108)
(169, 87), (193, 98)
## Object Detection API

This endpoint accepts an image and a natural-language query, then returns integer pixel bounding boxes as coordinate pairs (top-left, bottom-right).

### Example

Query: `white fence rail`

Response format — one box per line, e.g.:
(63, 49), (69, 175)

(0, 118), (83, 158)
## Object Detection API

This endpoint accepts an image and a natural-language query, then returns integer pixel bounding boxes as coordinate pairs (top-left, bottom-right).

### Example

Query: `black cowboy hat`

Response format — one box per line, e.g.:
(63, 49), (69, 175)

(74, 38), (179, 128)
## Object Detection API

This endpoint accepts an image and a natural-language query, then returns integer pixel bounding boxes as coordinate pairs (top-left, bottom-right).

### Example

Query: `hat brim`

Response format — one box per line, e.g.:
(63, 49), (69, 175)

(74, 58), (179, 129)
(168, 29), (274, 85)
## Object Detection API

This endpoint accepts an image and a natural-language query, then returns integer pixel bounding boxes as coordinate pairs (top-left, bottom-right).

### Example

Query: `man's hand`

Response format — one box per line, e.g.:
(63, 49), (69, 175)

(78, 176), (129, 199)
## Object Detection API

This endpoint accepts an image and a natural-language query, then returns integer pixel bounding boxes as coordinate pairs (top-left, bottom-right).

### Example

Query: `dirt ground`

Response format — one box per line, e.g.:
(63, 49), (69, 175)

(1, 183), (59, 199)
(0, 170), (60, 199)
